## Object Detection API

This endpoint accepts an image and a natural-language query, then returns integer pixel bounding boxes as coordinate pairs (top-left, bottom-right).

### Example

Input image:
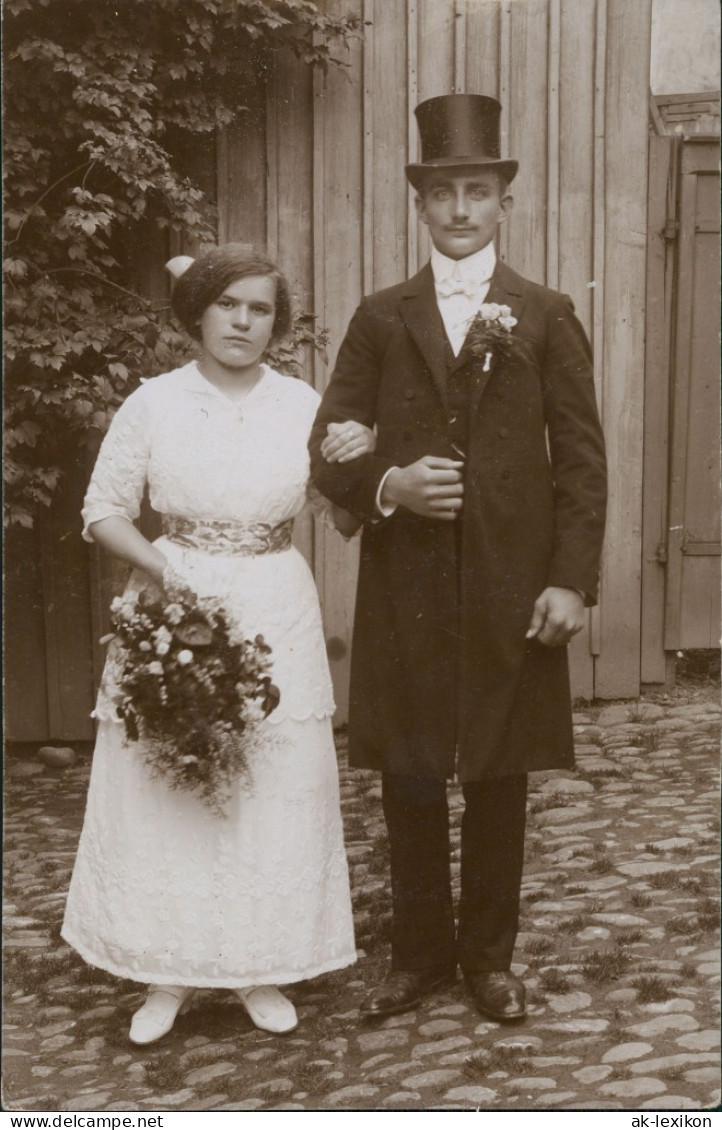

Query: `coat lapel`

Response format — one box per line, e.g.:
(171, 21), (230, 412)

(466, 261), (527, 413)
(400, 266), (449, 408)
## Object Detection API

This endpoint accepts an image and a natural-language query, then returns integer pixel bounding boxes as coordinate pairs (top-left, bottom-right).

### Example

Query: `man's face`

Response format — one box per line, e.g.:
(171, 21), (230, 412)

(415, 169), (513, 260)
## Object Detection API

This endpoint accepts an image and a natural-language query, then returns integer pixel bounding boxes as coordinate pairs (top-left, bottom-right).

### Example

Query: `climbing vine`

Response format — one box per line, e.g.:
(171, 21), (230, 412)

(4, 0), (355, 525)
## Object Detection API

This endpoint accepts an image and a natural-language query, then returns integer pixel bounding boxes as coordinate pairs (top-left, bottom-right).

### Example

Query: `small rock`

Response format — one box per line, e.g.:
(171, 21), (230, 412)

(412, 1036), (472, 1059)
(600, 1078), (667, 1099)
(185, 1062), (236, 1086)
(602, 1042), (654, 1063)
(573, 1066), (613, 1083)
(324, 1084), (379, 1102)
(217, 1100), (265, 1111)
(256, 1077), (294, 1097)
(627, 1014), (700, 1037)
(38, 746), (76, 769)
(504, 1077), (557, 1090)
(577, 926), (611, 942)
(418, 1019), (462, 1036)
(542, 1019), (609, 1033)
(629, 1053), (718, 1075)
(10, 762), (44, 778)
(547, 991), (593, 1013)
(540, 778), (595, 795)
(381, 1092), (423, 1107)
(40, 1035), (74, 1051)
(357, 1029), (410, 1052)
(684, 1067), (721, 1083)
(444, 1086), (498, 1104)
(402, 1069), (460, 1089)
(591, 913), (652, 927)
(677, 1030), (720, 1051)
(640, 998), (695, 1014)
(597, 704), (633, 725)
(68, 1095), (112, 1111)
(640, 1096), (707, 1111)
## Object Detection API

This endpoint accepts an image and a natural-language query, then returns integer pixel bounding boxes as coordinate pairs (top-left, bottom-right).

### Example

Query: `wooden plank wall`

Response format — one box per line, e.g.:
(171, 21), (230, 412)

(7, 0), (655, 741)
(216, 0), (652, 714)
(264, 0), (651, 712)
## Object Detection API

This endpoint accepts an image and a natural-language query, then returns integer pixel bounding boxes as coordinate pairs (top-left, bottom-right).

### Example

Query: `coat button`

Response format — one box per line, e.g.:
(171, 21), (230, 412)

(498, 426), (509, 438)
(404, 389), (415, 400)
(500, 469), (511, 480)
(496, 387), (509, 399)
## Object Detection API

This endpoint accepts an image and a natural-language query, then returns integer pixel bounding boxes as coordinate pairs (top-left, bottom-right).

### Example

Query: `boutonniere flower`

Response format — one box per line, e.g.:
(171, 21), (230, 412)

(464, 303), (523, 372)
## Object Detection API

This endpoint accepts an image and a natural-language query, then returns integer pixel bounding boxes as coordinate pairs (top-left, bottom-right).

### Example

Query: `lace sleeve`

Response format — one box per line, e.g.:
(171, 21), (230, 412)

(81, 389), (151, 542)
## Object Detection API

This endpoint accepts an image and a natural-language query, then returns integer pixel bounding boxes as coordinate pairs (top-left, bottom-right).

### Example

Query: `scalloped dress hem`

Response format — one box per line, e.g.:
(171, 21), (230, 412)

(60, 927), (357, 991)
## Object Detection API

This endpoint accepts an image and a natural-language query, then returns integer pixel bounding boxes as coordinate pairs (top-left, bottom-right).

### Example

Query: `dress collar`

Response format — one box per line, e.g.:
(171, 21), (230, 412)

(174, 360), (274, 404)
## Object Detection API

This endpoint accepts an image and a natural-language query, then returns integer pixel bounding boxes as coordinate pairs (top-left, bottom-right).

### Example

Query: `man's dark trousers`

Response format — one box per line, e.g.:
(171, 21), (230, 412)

(382, 772), (528, 974)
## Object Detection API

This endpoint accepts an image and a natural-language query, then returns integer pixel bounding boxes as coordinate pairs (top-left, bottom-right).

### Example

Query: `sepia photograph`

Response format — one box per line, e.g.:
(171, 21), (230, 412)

(3, 0), (720, 1118)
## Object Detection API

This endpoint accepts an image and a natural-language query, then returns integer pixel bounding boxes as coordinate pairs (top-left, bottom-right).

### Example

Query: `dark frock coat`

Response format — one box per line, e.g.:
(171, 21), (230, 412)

(309, 261), (607, 782)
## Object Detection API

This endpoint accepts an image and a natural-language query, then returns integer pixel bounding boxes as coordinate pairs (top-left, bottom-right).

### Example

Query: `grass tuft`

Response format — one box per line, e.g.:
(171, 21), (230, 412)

(539, 968), (572, 994)
(581, 948), (632, 984)
(632, 975), (671, 1003)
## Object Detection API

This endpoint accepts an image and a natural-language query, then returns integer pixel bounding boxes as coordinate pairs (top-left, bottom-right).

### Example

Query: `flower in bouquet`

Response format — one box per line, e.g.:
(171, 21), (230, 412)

(463, 303), (526, 372)
(106, 577), (280, 816)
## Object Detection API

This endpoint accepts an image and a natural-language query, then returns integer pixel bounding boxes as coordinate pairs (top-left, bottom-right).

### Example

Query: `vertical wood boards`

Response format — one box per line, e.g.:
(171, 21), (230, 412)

(267, 50), (316, 567)
(312, 0), (364, 720)
(557, 0), (597, 698)
(369, 0), (409, 290)
(505, 0), (548, 283)
(665, 140), (721, 651)
(414, 0), (456, 269)
(464, 0), (500, 98)
(594, 0), (652, 698)
(217, 78), (267, 248)
(641, 135), (676, 683)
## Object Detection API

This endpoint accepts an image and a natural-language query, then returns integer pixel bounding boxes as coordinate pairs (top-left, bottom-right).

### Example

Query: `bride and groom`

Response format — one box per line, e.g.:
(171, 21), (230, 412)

(63, 93), (606, 1043)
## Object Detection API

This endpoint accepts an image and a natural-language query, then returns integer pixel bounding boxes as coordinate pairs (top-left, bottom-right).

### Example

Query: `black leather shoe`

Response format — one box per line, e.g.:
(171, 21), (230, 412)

(464, 971), (526, 1022)
(360, 965), (456, 1019)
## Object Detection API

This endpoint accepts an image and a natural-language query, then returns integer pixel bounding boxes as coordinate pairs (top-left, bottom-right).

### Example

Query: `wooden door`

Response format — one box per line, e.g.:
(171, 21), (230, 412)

(664, 138), (721, 651)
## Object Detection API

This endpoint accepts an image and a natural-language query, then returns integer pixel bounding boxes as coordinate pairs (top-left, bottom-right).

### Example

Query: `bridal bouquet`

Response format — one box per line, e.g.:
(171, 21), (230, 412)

(106, 575), (280, 816)
(464, 303), (524, 372)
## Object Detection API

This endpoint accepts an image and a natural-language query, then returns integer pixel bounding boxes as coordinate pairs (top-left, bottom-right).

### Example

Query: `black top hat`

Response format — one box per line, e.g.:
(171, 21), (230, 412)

(405, 93), (518, 190)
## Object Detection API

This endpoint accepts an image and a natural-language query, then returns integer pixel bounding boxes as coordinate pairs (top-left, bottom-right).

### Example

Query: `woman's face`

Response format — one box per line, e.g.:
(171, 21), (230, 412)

(199, 275), (276, 375)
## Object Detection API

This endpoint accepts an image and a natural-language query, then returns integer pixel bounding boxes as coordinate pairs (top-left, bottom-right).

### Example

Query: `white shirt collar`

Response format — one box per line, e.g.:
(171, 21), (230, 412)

(431, 241), (496, 284)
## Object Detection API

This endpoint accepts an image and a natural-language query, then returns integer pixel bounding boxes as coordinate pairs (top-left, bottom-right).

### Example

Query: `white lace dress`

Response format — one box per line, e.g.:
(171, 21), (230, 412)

(61, 362), (357, 988)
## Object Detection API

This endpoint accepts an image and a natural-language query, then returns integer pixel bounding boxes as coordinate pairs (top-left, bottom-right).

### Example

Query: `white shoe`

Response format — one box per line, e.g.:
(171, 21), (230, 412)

(234, 985), (298, 1034)
(129, 985), (194, 1045)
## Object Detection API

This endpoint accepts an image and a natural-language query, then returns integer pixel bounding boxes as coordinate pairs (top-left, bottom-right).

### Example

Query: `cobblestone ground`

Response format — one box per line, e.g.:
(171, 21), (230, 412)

(4, 691), (720, 1113)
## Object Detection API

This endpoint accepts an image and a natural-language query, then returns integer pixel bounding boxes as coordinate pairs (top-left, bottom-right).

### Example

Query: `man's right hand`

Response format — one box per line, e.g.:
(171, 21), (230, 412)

(381, 456), (464, 520)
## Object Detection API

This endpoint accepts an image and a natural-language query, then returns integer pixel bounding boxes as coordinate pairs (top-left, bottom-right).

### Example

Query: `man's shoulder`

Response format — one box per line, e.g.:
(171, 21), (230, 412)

(360, 266), (431, 310)
(495, 262), (573, 311)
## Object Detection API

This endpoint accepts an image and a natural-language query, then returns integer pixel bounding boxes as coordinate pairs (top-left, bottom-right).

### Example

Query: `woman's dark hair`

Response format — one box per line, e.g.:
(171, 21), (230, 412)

(171, 244), (292, 344)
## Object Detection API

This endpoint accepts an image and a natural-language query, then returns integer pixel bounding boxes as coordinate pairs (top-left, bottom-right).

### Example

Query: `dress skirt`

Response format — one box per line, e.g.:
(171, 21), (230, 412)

(62, 538), (357, 988)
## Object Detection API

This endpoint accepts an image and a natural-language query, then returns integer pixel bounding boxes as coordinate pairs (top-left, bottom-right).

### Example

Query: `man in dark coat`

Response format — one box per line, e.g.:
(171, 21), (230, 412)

(309, 94), (607, 1021)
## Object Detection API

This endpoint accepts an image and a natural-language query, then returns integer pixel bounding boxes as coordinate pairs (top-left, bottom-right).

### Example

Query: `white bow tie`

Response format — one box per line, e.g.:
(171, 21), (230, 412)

(436, 276), (487, 300)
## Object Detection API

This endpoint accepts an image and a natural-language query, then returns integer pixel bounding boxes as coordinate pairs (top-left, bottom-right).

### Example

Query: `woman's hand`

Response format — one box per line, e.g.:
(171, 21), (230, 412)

(321, 421), (376, 464)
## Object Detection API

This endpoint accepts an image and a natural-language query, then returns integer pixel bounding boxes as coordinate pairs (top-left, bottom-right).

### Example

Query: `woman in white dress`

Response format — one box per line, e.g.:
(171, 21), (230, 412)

(62, 245), (373, 1044)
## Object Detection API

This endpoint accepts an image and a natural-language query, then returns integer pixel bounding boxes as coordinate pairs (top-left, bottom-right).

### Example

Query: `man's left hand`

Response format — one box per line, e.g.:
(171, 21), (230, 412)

(526, 587), (585, 647)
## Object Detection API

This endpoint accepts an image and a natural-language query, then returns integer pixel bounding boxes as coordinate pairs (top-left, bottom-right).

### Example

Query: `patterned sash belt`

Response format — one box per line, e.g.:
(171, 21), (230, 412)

(161, 515), (293, 556)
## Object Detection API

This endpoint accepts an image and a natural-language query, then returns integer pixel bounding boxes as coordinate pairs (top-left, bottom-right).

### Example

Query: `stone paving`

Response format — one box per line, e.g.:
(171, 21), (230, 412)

(3, 690), (720, 1112)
